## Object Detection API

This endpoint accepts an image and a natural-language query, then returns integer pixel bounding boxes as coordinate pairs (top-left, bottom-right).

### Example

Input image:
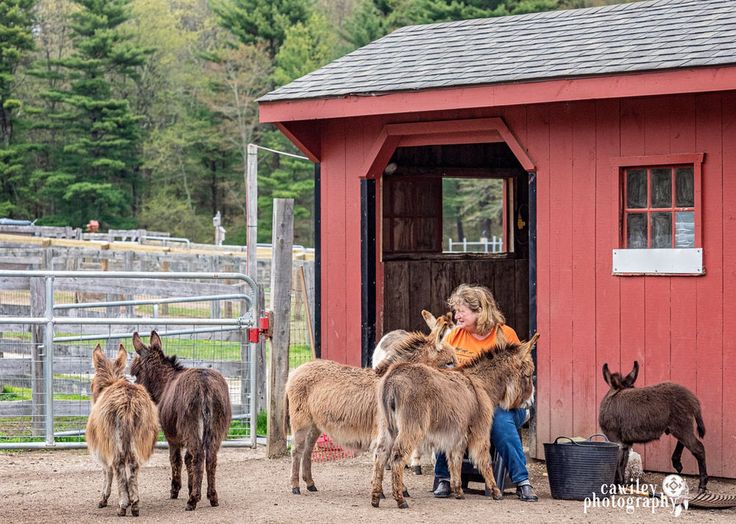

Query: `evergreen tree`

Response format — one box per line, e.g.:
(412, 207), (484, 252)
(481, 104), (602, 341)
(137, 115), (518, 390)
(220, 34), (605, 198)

(341, 0), (386, 48)
(212, 0), (314, 59)
(0, 0), (35, 217)
(31, 0), (152, 227)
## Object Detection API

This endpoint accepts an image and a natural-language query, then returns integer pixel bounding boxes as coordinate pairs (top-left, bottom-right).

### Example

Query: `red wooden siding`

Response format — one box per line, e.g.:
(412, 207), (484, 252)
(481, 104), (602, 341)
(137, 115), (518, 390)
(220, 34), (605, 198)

(722, 91), (736, 477)
(314, 92), (736, 477)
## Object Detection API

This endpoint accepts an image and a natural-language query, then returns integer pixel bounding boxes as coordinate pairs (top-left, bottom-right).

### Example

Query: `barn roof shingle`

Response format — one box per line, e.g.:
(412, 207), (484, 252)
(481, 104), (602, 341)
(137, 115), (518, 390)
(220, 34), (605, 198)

(260, 0), (736, 103)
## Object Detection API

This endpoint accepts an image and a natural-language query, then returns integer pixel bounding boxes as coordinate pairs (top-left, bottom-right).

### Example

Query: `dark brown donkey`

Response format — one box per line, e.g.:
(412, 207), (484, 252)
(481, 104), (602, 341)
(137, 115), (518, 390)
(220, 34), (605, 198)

(371, 332), (539, 509)
(599, 361), (708, 493)
(131, 331), (232, 511)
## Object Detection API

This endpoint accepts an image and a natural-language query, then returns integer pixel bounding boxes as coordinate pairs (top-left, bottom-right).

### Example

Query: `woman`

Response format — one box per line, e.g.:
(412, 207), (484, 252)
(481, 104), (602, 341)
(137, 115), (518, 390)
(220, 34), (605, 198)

(433, 284), (538, 502)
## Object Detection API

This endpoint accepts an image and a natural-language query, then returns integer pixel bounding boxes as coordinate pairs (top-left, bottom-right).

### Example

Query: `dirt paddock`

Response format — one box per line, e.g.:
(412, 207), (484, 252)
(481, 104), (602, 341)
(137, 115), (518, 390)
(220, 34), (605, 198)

(1, 447), (735, 523)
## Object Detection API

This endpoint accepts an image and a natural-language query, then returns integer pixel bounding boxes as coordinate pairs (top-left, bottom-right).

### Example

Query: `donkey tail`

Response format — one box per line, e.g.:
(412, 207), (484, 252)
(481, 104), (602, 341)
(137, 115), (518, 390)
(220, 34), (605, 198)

(379, 378), (399, 437)
(284, 392), (291, 434)
(695, 408), (706, 438)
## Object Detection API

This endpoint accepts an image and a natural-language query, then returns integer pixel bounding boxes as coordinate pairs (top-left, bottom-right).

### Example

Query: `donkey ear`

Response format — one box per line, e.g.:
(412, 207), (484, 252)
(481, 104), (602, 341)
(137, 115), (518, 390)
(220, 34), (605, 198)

(113, 345), (127, 375)
(521, 332), (540, 357)
(132, 332), (146, 354)
(495, 325), (509, 349)
(92, 344), (106, 369)
(602, 363), (612, 386)
(624, 360), (639, 387)
(421, 310), (437, 329)
(431, 317), (448, 347)
(150, 330), (162, 350)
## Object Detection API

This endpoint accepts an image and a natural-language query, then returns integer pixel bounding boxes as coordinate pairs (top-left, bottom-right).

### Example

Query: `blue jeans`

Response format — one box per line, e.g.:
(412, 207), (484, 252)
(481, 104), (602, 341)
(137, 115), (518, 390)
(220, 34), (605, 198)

(434, 407), (529, 484)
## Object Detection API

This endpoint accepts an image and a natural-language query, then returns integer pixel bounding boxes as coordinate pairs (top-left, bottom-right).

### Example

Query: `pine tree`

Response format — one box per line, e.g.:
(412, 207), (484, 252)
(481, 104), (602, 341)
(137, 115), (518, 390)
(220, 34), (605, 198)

(0, 0), (35, 217)
(212, 0), (314, 59)
(31, 0), (151, 227)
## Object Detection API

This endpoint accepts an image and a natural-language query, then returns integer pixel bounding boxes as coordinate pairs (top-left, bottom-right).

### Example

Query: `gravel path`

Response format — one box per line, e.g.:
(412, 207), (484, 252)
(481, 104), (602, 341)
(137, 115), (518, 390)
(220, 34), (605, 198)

(1, 448), (735, 523)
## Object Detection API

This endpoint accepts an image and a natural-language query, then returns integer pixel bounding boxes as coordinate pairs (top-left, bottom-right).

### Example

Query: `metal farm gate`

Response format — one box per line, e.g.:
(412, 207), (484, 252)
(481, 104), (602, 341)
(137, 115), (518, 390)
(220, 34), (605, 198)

(0, 270), (261, 449)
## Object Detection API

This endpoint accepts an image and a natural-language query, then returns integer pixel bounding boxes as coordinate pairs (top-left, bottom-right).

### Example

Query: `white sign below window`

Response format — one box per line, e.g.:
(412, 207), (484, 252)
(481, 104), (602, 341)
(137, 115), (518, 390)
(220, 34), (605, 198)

(612, 248), (704, 275)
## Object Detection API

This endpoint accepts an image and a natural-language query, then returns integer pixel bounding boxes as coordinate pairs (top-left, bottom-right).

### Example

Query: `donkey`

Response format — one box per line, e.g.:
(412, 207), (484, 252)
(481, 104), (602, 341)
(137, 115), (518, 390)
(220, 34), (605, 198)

(599, 361), (708, 493)
(371, 332), (539, 509)
(131, 331), (232, 511)
(371, 310), (453, 368)
(285, 314), (458, 495)
(372, 310), (455, 475)
(86, 344), (158, 516)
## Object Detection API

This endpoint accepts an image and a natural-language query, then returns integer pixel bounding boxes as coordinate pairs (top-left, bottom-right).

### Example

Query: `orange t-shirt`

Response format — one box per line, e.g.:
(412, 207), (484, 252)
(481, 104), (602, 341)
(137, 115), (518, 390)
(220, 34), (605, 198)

(447, 324), (521, 365)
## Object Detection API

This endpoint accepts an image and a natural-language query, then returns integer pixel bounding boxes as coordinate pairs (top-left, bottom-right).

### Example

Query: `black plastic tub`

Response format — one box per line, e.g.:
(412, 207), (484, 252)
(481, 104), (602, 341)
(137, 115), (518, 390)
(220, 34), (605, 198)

(544, 434), (619, 500)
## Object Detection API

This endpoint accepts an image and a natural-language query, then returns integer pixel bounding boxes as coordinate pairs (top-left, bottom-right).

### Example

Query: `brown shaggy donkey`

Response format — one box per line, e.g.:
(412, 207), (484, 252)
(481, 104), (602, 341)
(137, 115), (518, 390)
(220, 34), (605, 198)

(285, 314), (458, 495)
(131, 331), (232, 511)
(599, 361), (708, 493)
(373, 310), (455, 475)
(371, 332), (539, 509)
(86, 344), (158, 516)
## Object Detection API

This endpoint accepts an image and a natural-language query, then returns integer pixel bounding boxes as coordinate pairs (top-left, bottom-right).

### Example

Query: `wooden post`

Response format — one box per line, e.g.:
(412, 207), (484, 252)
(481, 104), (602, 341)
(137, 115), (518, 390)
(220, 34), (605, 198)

(160, 260), (170, 316)
(30, 250), (51, 436)
(267, 198), (293, 458)
(124, 252), (134, 317)
(210, 256), (221, 319)
(102, 257), (116, 353)
(299, 265), (316, 359)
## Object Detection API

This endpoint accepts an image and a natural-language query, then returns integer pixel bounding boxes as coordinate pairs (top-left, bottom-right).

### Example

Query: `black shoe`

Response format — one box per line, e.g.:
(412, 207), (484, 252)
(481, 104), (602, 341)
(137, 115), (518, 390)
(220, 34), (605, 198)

(516, 484), (538, 502)
(433, 480), (451, 498)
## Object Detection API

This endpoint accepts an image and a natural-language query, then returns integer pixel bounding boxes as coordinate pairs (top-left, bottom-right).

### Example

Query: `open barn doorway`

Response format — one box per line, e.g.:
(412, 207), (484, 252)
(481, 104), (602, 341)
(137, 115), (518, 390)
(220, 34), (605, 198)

(380, 142), (530, 338)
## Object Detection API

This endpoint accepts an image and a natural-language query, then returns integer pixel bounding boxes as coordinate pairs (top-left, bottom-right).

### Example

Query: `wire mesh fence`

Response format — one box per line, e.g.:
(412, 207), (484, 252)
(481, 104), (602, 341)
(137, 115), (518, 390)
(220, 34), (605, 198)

(0, 270), (260, 449)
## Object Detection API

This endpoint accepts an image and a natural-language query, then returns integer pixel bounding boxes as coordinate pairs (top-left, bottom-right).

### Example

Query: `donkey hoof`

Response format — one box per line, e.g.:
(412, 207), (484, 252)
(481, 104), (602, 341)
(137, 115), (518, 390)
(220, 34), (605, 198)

(185, 503), (197, 511)
(398, 501), (409, 509)
(170, 491), (179, 499)
(117, 508), (127, 517)
(454, 493), (465, 500)
(484, 487), (503, 499)
(98, 500), (108, 508)
(209, 497), (219, 507)
(292, 487), (301, 495)
(403, 489), (410, 498)
(371, 496), (381, 508)
(412, 465), (422, 475)
(307, 484), (318, 492)
(131, 507), (140, 517)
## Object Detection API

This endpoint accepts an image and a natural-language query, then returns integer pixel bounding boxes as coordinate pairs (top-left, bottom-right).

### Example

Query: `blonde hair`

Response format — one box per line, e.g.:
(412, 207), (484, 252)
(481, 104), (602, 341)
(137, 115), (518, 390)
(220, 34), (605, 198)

(447, 284), (505, 336)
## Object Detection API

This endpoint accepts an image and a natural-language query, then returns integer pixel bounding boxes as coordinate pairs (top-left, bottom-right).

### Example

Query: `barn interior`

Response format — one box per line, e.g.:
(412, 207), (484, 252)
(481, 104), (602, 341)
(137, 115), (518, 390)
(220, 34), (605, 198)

(381, 142), (530, 337)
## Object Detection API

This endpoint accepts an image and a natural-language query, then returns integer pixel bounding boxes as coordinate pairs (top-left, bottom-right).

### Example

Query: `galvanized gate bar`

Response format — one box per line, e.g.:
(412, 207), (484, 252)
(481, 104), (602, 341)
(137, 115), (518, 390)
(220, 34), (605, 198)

(0, 270), (261, 450)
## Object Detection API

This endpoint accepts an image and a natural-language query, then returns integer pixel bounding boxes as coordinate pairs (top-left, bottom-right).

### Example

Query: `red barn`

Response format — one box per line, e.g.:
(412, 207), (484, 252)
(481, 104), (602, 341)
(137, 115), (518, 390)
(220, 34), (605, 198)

(259, 0), (736, 478)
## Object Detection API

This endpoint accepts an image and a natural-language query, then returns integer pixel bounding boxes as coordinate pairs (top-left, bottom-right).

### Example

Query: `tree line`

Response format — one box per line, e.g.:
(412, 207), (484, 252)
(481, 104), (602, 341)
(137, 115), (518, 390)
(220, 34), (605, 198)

(0, 0), (627, 246)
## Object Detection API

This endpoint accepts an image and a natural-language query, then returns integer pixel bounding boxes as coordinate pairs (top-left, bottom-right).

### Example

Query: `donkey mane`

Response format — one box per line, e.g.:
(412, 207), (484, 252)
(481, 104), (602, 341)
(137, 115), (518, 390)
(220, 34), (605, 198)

(163, 353), (184, 371)
(457, 338), (525, 369)
(374, 330), (440, 374)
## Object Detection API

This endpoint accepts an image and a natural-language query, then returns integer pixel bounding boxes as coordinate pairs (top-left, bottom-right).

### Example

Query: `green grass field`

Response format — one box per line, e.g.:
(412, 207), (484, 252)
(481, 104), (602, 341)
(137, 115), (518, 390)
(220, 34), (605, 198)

(1, 385), (88, 402)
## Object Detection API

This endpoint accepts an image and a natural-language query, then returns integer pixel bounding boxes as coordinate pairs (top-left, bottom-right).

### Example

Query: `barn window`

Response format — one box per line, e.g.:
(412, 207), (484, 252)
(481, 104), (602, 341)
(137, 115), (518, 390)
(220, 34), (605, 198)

(442, 178), (508, 253)
(623, 165), (695, 248)
(612, 154), (704, 275)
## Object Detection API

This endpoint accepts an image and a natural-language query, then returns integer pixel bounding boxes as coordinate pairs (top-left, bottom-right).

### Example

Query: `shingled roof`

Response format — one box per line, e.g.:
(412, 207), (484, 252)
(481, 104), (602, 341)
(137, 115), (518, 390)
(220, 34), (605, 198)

(260, 0), (736, 103)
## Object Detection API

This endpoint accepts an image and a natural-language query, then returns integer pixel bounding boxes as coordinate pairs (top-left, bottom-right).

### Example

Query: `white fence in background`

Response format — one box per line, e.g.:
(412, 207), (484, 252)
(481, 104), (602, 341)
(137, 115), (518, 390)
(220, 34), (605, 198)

(446, 236), (504, 253)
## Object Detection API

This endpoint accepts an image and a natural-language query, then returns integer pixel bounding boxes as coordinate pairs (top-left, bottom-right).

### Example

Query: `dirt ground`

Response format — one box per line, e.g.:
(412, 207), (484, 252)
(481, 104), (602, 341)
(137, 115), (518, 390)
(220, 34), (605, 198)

(1, 447), (735, 523)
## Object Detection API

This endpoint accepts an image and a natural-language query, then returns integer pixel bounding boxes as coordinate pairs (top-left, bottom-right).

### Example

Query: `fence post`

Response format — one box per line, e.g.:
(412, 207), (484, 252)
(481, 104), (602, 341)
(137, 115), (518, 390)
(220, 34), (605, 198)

(29, 250), (51, 436)
(300, 264), (316, 359)
(30, 276), (45, 436)
(267, 198), (293, 458)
